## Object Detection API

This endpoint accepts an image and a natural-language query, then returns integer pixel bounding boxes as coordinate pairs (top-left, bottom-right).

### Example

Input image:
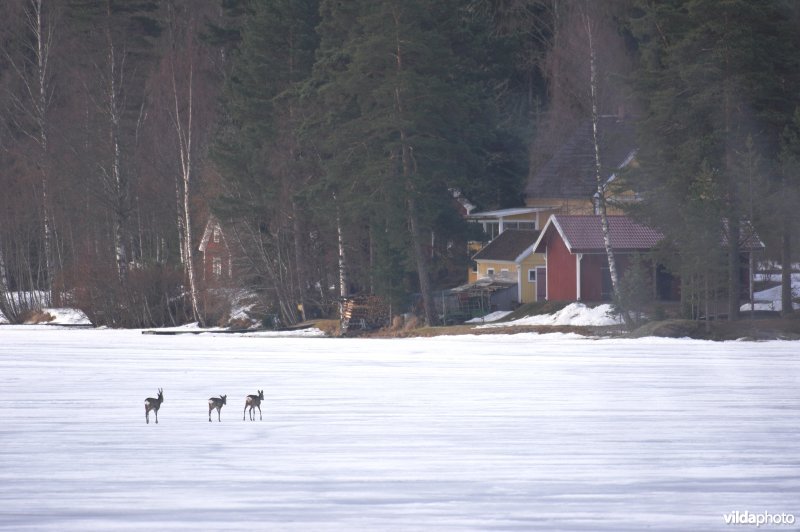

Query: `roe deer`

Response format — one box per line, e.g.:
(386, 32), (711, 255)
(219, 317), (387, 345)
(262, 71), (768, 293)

(208, 395), (226, 422)
(144, 389), (163, 424)
(243, 390), (264, 421)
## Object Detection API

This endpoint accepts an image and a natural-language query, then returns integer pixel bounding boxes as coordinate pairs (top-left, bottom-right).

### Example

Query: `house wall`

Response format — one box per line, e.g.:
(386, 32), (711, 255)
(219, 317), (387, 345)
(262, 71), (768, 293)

(202, 239), (232, 285)
(544, 229), (577, 301)
(519, 252), (546, 303)
(578, 253), (634, 301)
(476, 260), (517, 280)
(524, 197), (627, 220)
(580, 254), (605, 301)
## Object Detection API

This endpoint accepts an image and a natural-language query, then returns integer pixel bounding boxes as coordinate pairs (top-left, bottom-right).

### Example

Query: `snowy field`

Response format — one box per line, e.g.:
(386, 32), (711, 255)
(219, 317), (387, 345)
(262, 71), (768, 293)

(0, 327), (798, 531)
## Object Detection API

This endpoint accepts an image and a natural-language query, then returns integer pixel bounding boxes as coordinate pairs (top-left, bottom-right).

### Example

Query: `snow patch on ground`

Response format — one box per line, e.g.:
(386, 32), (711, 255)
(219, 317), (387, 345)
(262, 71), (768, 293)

(464, 310), (513, 323)
(38, 308), (92, 325)
(741, 274), (800, 312)
(477, 302), (622, 328)
(0, 307), (92, 326)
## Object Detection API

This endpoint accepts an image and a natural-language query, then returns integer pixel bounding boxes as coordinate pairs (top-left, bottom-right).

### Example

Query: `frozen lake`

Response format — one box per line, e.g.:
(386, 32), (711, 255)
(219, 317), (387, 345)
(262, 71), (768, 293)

(0, 327), (798, 531)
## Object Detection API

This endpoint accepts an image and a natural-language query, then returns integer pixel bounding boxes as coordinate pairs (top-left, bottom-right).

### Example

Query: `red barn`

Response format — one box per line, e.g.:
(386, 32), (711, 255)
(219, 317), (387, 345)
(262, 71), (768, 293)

(532, 215), (670, 302)
(532, 215), (765, 303)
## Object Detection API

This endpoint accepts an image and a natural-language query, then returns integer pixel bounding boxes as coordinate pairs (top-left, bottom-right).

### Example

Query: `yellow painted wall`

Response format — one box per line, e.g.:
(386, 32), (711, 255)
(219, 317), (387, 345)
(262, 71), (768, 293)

(519, 252), (546, 303)
(475, 252), (547, 304)
(476, 260), (517, 280)
(525, 195), (632, 217)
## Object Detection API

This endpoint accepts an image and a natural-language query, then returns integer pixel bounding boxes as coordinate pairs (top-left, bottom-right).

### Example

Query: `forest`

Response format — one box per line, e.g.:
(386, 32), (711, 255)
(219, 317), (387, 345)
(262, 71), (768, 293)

(1, 0), (799, 328)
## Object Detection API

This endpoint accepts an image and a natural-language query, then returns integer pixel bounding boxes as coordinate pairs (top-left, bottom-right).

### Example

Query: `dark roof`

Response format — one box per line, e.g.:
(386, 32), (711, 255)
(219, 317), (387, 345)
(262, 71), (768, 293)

(723, 219), (766, 252)
(473, 229), (541, 262)
(534, 215), (663, 254)
(525, 116), (636, 200)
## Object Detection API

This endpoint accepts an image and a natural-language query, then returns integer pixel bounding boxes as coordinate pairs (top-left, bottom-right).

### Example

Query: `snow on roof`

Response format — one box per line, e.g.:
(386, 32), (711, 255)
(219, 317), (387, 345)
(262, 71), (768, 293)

(467, 207), (550, 219)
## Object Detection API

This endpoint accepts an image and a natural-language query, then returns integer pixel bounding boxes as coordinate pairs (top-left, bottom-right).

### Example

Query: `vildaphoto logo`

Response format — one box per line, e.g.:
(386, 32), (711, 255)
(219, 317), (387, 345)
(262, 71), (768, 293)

(723, 511), (796, 527)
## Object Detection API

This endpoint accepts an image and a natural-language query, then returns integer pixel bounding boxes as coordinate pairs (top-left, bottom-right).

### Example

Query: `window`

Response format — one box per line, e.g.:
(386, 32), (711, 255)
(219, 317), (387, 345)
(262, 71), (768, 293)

(528, 269), (537, 282)
(487, 268), (495, 277)
(484, 222), (499, 240)
(212, 257), (222, 277)
(213, 227), (221, 243)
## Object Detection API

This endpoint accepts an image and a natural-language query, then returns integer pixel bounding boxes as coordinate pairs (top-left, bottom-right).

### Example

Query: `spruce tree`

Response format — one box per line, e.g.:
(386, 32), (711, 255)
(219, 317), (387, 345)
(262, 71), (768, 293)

(212, 0), (320, 325)
(628, 0), (800, 320)
(308, 0), (516, 325)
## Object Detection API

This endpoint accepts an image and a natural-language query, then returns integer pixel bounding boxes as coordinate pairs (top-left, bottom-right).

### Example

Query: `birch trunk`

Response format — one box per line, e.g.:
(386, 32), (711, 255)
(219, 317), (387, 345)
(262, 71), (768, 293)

(334, 193), (348, 320)
(104, 1), (128, 283)
(583, 7), (629, 327)
(5, 0), (56, 303)
(168, 21), (203, 327)
(33, 0), (53, 303)
(780, 221), (793, 316)
(291, 200), (307, 322)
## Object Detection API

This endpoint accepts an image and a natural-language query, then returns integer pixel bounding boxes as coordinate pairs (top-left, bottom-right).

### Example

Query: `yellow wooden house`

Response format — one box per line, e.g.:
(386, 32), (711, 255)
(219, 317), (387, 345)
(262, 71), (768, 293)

(472, 229), (546, 304)
(523, 115), (638, 220)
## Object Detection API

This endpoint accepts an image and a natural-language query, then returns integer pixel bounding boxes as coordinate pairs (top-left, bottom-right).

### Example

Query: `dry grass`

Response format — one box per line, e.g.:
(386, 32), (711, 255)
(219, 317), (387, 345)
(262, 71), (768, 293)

(23, 310), (55, 324)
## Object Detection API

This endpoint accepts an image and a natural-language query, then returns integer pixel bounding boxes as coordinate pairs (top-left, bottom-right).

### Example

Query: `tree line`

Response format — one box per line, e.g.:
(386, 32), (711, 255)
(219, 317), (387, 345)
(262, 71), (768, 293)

(0, 0), (798, 327)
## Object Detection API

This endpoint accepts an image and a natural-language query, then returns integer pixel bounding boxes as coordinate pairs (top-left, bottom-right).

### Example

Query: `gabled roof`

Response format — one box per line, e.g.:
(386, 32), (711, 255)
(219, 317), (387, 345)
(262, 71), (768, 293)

(724, 219), (766, 252)
(533, 215), (663, 254)
(198, 215), (229, 252)
(525, 116), (636, 200)
(472, 229), (541, 263)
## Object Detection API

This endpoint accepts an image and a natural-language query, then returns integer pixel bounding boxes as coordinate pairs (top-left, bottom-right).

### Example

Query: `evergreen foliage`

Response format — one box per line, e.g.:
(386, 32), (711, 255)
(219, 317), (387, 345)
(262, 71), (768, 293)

(626, 0), (800, 320)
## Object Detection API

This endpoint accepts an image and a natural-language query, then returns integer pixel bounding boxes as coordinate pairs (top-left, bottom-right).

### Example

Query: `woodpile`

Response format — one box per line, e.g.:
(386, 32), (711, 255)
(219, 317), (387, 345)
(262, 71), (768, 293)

(340, 295), (390, 332)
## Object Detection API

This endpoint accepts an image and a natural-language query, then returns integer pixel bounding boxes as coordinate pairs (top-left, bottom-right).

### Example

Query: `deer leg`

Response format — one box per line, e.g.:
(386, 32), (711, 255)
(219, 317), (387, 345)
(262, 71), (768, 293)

(155, 409), (158, 424)
(209, 405), (213, 422)
(145, 407), (149, 424)
(243, 405), (247, 421)
(257, 405), (262, 420)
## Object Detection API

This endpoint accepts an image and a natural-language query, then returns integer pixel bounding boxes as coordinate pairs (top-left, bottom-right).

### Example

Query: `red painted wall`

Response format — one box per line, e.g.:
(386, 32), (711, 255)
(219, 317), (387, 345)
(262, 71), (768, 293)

(580, 254), (605, 301)
(545, 229), (576, 301)
(203, 238), (231, 285)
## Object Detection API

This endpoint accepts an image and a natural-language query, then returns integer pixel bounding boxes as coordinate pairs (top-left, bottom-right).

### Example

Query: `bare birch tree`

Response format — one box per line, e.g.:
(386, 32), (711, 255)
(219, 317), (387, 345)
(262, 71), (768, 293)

(2, 0), (58, 305)
(582, 3), (632, 327)
(165, 2), (203, 326)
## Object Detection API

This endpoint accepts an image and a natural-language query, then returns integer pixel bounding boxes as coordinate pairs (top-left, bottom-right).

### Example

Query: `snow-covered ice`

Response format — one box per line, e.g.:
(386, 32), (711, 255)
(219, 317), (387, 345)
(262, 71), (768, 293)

(0, 327), (798, 531)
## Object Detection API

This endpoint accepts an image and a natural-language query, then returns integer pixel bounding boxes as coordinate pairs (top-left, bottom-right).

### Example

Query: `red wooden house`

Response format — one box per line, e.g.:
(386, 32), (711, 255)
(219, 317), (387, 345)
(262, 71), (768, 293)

(532, 215), (664, 301)
(532, 215), (764, 302)
(198, 215), (233, 285)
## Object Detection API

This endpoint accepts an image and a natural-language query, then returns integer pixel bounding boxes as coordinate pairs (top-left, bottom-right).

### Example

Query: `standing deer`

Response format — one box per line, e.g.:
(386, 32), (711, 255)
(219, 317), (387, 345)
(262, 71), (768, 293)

(243, 390), (264, 421)
(208, 395), (226, 422)
(144, 389), (163, 424)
